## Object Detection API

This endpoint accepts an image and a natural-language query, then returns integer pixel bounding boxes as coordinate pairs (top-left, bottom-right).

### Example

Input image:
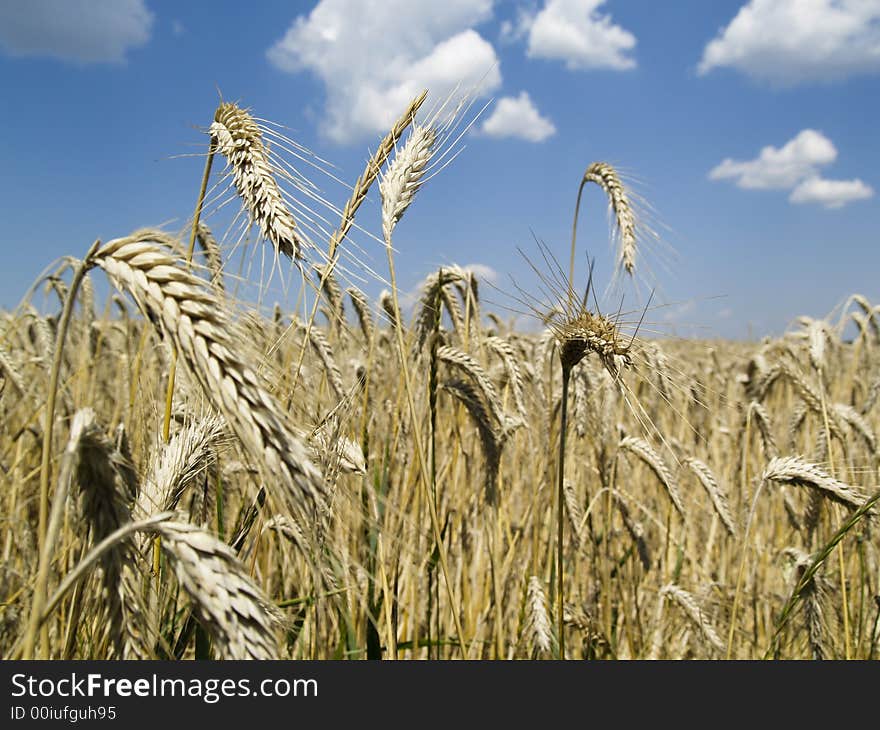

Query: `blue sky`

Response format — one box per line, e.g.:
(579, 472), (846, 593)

(0, 0), (878, 339)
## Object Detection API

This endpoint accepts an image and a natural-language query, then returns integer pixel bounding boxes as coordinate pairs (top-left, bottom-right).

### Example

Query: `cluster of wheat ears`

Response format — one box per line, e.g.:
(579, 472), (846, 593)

(1, 90), (878, 660)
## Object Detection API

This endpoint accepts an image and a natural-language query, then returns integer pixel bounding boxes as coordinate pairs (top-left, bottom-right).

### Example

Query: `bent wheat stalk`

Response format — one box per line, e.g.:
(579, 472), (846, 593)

(93, 233), (326, 521)
(569, 162), (637, 295)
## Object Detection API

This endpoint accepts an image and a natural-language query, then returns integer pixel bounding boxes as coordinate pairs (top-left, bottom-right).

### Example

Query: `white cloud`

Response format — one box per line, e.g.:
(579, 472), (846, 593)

(480, 92), (556, 142)
(0, 0), (153, 64)
(267, 0), (501, 144)
(710, 129), (873, 208)
(662, 300), (696, 323)
(461, 263), (500, 284)
(698, 0), (880, 84)
(499, 6), (534, 44)
(172, 20), (185, 36)
(789, 176), (874, 208)
(709, 129), (837, 189)
(525, 0), (637, 70)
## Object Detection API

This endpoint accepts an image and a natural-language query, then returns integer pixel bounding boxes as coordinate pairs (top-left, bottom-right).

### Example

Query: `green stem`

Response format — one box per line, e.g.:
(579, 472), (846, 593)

(766, 489), (880, 659)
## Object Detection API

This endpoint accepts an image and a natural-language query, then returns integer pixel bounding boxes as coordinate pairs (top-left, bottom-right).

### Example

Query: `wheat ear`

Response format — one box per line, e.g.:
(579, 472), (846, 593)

(0, 343), (26, 397)
(346, 287), (374, 343)
(437, 345), (508, 428)
(685, 457), (736, 537)
(525, 575), (553, 657)
(380, 125), (436, 243)
(328, 90), (428, 256)
(93, 232), (326, 519)
(413, 267), (465, 351)
(620, 436), (686, 518)
(748, 400), (779, 458)
(562, 480), (583, 548)
(660, 584), (725, 653)
(136, 415), (226, 519)
(156, 520), (282, 659)
(833, 402), (876, 453)
(296, 319), (345, 401)
(570, 161), (637, 287)
(782, 547), (836, 660)
(210, 102), (302, 260)
(195, 221), (224, 291)
(762, 456), (870, 510)
(485, 335), (529, 421)
(441, 379), (503, 505)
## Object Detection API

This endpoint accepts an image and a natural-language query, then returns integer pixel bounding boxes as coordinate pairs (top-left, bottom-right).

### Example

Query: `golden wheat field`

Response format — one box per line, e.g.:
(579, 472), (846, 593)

(1, 91), (878, 662)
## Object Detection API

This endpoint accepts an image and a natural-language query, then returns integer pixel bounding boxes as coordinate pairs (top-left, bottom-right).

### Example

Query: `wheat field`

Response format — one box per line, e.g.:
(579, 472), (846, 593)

(1, 92), (878, 661)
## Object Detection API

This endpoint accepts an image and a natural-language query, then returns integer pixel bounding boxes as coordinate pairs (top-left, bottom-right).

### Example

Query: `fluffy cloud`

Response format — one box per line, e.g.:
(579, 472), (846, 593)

(698, 0), (880, 84)
(461, 263), (500, 284)
(789, 176), (874, 208)
(267, 0), (501, 144)
(709, 129), (837, 189)
(525, 0), (637, 70)
(662, 300), (696, 323)
(0, 0), (153, 64)
(480, 92), (556, 142)
(709, 129), (873, 208)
